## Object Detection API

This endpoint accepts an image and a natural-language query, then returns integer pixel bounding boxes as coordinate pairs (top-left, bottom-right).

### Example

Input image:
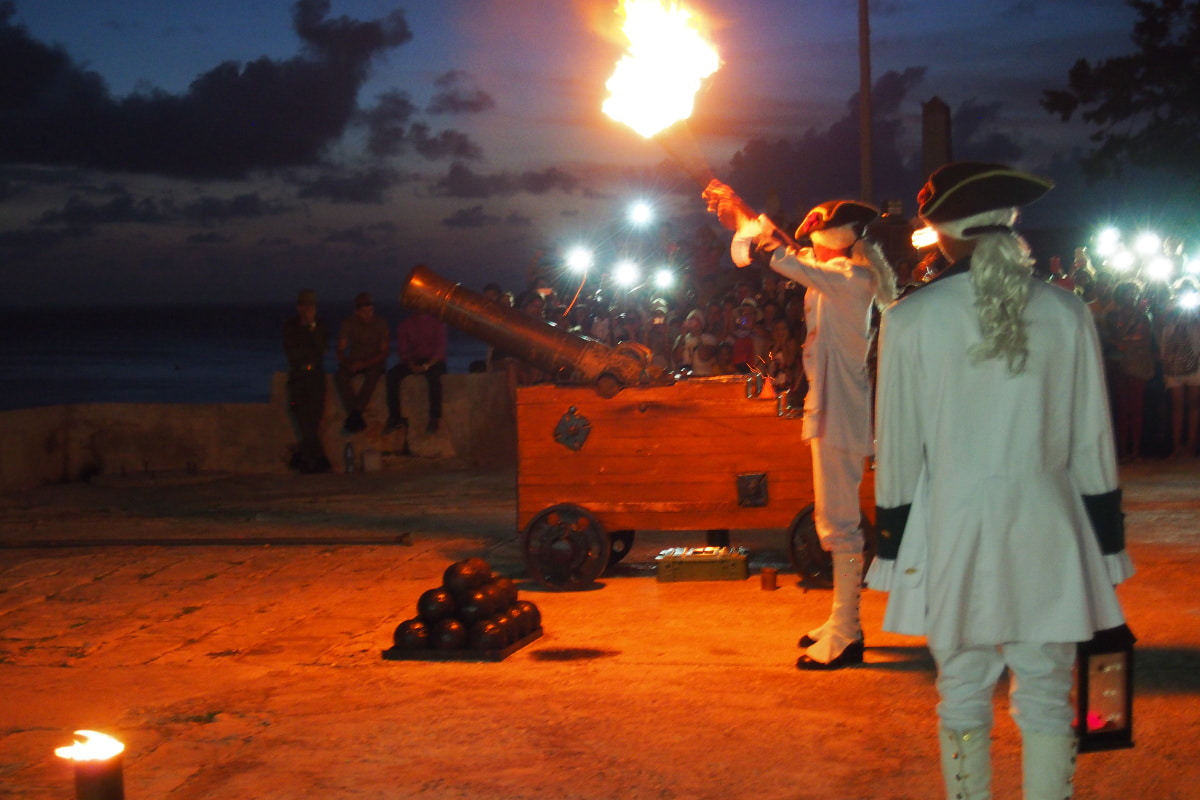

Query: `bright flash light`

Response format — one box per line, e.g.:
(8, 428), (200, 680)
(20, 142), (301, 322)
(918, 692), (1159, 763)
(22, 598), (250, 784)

(602, 0), (721, 139)
(1095, 227), (1121, 257)
(1146, 257), (1175, 281)
(1185, 259), (1200, 275)
(565, 246), (593, 273)
(1134, 231), (1161, 257)
(653, 268), (675, 289)
(1111, 250), (1137, 272)
(911, 226), (939, 249)
(55, 730), (124, 761)
(613, 260), (640, 287)
(1180, 291), (1200, 310)
(629, 201), (653, 226)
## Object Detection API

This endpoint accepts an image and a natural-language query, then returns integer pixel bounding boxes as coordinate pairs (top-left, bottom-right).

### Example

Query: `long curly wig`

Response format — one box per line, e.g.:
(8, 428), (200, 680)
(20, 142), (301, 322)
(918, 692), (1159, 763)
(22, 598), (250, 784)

(934, 208), (1034, 374)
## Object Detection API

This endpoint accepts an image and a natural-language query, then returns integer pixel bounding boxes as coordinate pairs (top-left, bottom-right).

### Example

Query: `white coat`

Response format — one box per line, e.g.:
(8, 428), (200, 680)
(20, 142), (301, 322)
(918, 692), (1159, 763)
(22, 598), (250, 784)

(868, 269), (1132, 650)
(769, 247), (876, 456)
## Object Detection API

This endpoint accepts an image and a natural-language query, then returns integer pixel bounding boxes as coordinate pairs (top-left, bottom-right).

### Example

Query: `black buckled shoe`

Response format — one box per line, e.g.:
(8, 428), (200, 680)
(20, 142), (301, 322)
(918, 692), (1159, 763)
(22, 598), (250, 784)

(795, 639), (864, 670)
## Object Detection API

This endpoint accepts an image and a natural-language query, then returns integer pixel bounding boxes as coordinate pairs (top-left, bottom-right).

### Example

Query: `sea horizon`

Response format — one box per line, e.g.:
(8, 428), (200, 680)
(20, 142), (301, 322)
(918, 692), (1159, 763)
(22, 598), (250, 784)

(0, 302), (488, 411)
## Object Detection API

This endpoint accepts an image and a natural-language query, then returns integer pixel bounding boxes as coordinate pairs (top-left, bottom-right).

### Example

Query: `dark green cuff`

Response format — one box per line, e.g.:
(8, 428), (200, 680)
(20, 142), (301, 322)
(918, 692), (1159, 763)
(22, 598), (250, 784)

(1082, 488), (1125, 555)
(875, 504), (911, 560)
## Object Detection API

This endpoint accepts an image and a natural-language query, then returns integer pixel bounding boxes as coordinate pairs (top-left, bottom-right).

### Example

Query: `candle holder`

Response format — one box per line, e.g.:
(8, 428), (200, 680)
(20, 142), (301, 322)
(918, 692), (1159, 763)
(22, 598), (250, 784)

(1074, 624), (1136, 753)
(55, 730), (125, 800)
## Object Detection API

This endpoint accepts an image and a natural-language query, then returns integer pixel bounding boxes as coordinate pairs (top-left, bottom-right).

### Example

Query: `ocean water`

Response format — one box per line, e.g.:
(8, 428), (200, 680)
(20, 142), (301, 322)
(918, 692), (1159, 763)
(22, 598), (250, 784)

(0, 304), (488, 411)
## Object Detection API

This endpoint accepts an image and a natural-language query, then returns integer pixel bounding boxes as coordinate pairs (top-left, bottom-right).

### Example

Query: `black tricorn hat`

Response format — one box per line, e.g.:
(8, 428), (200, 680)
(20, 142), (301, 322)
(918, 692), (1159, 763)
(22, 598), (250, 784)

(796, 199), (878, 237)
(918, 162), (1053, 223)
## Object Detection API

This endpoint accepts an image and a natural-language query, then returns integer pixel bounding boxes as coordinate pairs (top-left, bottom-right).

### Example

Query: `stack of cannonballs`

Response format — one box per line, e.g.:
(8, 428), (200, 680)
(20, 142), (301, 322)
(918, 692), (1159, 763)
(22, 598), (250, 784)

(392, 557), (542, 653)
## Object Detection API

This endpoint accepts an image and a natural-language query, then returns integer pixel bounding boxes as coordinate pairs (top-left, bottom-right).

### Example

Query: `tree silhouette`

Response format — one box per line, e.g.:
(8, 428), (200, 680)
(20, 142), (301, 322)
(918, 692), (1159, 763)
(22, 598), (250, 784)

(1041, 0), (1200, 185)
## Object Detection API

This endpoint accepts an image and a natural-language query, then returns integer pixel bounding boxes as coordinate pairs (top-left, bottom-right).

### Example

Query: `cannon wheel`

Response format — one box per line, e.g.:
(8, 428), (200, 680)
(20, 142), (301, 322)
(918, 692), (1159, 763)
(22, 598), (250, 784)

(787, 504), (878, 588)
(607, 529), (635, 567)
(521, 504), (612, 589)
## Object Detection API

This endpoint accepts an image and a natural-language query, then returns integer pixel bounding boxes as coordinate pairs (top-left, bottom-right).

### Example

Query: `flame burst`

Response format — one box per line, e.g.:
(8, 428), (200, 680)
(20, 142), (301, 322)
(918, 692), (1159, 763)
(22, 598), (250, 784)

(602, 0), (720, 138)
(55, 730), (125, 762)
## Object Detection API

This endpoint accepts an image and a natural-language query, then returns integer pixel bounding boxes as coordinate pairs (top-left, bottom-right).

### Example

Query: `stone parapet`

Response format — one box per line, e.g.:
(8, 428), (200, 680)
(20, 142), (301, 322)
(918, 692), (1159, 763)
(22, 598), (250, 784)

(0, 372), (515, 492)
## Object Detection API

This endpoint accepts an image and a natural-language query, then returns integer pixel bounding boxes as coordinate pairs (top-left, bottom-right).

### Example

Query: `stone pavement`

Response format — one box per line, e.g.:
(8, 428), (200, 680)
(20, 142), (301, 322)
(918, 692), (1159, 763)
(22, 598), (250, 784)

(0, 458), (1198, 799)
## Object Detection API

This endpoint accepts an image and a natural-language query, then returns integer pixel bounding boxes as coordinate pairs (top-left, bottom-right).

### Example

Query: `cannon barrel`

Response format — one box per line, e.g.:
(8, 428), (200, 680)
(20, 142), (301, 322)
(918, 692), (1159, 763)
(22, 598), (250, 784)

(400, 264), (673, 396)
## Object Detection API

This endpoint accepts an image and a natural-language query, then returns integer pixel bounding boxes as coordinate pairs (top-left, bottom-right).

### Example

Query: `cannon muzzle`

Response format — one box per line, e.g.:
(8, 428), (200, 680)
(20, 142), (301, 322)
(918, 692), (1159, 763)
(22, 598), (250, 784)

(400, 264), (673, 397)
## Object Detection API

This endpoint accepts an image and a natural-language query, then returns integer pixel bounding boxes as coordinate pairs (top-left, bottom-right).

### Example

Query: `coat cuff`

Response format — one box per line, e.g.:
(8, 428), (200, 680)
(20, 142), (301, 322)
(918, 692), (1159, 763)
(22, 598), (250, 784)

(1104, 550), (1135, 585)
(875, 504), (911, 560)
(864, 557), (895, 591)
(1082, 489), (1125, 554)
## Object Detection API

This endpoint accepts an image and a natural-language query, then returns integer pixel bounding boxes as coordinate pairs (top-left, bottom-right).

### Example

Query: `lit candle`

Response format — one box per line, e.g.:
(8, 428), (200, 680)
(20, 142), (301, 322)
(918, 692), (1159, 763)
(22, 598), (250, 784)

(55, 730), (125, 800)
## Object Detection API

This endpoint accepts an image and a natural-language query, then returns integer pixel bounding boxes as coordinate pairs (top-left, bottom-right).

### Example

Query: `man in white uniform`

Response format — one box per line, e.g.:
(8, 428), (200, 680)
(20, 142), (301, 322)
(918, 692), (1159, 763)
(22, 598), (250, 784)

(868, 162), (1134, 799)
(704, 182), (896, 669)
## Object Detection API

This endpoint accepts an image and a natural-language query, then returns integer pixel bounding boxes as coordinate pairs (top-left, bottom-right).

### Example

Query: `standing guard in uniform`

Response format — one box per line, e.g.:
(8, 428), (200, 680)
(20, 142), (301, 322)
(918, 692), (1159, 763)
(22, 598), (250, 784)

(868, 162), (1134, 799)
(704, 182), (897, 669)
(283, 289), (331, 474)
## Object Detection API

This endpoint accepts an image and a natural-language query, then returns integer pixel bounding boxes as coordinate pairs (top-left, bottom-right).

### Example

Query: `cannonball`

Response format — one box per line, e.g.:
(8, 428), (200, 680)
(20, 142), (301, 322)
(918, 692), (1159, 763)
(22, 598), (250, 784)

(469, 619), (507, 651)
(416, 587), (457, 624)
(465, 556), (492, 576)
(492, 612), (517, 645)
(455, 588), (494, 624)
(490, 575), (518, 607)
(443, 559), (490, 597)
(393, 618), (430, 649)
(515, 599), (541, 631)
(505, 603), (530, 637)
(431, 618), (467, 650)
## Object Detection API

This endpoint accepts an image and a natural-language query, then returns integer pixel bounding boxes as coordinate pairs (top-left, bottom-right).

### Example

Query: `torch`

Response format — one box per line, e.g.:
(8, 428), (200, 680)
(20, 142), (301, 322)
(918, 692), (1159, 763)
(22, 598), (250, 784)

(55, 730), (126, 800)
(601, 0), (802, 251)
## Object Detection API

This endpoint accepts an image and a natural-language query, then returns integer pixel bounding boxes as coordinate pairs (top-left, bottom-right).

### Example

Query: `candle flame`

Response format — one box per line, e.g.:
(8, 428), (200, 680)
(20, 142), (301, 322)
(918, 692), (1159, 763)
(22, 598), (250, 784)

(55, 730), (125, 762)
(602, 0), (720, 138)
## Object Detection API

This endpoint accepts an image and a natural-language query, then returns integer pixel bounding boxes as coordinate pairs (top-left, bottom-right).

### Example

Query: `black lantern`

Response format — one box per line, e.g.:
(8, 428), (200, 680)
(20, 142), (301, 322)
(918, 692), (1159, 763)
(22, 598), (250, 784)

(1074, 624), (1136, 753)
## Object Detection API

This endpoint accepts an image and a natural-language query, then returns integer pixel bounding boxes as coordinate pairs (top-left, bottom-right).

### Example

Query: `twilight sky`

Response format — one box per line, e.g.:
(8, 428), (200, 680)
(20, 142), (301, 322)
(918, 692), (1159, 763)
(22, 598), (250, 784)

(0, 0), (1152, 307)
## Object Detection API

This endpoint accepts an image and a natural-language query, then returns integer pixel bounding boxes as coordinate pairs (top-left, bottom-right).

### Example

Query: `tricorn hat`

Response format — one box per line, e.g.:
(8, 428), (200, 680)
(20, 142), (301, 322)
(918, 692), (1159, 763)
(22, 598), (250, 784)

(796, 200), (878, 250)
(918, 162), (1053, 223)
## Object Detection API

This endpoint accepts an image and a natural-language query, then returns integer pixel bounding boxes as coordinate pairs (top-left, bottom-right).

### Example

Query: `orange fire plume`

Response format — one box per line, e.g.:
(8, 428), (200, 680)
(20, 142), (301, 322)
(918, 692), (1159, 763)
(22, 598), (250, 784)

(602, 0), (796, 246)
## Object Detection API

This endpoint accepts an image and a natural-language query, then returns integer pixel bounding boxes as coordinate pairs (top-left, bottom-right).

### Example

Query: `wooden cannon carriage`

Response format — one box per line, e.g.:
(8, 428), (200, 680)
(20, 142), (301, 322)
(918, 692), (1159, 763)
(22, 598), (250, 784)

(401, 264), (875, 589)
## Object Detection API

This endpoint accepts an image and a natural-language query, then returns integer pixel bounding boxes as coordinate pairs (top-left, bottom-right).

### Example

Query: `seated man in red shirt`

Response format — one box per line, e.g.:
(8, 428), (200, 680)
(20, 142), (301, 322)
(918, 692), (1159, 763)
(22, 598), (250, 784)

(385, 310), (449, 434)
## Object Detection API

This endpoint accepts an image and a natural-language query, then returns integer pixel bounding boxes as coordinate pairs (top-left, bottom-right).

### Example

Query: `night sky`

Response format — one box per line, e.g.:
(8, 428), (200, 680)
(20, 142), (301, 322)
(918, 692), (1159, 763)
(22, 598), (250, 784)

(0, 0), (1153, 307)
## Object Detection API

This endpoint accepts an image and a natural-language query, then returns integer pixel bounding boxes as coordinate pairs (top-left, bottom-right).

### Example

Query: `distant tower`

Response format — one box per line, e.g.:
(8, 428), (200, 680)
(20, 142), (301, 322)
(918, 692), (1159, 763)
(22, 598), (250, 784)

(922, 97), (952, 179)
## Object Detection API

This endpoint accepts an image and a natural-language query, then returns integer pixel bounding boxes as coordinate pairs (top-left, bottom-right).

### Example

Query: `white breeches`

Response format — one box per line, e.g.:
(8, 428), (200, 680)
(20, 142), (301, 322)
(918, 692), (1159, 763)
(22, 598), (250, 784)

(810, 438), (865, 555)
(930, 642), (1076, 735)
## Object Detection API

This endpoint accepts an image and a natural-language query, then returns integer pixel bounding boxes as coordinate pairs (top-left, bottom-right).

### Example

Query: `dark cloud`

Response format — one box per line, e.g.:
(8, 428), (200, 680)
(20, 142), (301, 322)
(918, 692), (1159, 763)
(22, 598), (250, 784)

(32, 189), (286, 229)
(432, 162), (579, 199)
(186, 232), (234, 244)
(441, 205), (501, 228)
(951, 100), (1024, 164)
(34, 192), (166, 227)
(0, 1), (411, 178)
(361, 91), (483, 160)
(505, 211), (532, 227)
(427, 70), (496, 114)
(295, 167), (403, 204)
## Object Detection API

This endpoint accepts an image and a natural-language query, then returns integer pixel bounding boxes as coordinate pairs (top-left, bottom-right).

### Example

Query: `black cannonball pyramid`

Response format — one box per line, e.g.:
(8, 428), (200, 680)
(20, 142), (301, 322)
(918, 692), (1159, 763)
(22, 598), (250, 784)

(393, 618), (430, 649)
(431, 618), (468, 650)
(416, 587), (457, 624)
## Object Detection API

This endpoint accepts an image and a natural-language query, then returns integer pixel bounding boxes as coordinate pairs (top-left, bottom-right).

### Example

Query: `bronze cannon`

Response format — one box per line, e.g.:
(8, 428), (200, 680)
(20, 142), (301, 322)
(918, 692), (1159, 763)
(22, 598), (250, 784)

(400, 264), (875, 589)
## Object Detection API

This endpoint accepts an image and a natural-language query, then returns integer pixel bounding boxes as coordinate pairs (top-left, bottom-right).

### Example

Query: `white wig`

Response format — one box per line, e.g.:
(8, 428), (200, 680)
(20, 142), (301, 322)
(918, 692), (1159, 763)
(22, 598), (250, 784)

(930, 207), (1034, 374)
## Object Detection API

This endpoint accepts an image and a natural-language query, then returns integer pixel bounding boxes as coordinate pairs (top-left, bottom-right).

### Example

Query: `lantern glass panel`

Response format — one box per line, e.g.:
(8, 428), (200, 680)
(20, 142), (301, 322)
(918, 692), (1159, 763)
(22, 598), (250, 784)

(1085, 651), (1129, 733)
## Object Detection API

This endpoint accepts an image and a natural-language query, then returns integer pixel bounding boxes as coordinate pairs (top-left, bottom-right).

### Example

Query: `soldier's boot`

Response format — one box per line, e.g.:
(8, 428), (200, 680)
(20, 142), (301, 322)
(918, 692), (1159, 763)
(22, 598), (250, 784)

(939, 727), (993, 800)
(796, 552), (864, 669)
(1021, 731), (1076, 800)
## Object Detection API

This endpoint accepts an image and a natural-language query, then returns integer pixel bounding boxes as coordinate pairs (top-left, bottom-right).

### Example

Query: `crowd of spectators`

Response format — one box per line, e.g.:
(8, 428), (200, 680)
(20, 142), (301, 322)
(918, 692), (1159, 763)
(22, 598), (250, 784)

(467, 226), (1200, 462)
(1045, 246), (1200, 461)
